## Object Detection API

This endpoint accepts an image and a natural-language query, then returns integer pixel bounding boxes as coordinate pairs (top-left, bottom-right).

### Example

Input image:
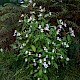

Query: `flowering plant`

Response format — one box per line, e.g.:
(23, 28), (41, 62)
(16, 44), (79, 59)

(12, 1), (75, 80)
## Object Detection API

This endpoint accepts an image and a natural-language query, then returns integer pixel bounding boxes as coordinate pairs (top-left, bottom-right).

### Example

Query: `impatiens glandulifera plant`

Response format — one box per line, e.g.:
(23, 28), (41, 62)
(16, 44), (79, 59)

(12, 1), (75, 80)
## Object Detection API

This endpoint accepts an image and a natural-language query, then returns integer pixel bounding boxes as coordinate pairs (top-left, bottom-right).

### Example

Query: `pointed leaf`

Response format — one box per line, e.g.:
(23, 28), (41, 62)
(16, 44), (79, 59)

(54, 63), (58, 69)
(31, 45), (36, 52)
(43, 74), (48, 80)
(39, 69), (42, 76)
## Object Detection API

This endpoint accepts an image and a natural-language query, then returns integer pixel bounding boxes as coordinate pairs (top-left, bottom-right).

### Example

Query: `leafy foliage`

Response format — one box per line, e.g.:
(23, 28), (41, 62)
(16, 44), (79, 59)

(11, 1), (75, 79)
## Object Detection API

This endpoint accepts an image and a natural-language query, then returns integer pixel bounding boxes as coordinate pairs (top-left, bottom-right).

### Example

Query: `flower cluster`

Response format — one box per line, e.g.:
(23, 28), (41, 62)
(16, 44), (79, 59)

(0, 48), (3, 52)
(12, 3), (74, 80)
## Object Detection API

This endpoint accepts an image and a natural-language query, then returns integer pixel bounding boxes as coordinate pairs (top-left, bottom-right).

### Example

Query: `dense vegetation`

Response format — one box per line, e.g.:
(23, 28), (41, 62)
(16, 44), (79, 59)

(0, 0), (80, 80)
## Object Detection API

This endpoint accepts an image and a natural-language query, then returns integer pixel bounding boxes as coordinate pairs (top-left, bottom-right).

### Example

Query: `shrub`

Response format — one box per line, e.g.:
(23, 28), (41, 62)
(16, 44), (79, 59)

(12, 1), (75, 80)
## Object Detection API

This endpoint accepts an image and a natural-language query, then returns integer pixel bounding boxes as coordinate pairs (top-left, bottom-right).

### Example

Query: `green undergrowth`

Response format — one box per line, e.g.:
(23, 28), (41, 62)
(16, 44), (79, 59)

(0, 50), (80, 80)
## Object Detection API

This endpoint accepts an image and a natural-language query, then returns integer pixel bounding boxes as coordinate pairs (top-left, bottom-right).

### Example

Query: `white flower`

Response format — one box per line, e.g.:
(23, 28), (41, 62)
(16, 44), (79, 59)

(57, 37), (61, 41)
(69, 27), (73, 32)
(0, 48), (3, 52)
(49, 12), (52, 15)
(60, 55), (63, 59)
(59, 19), (63, 25)
(44, 24), (49, 31)
(13, 33), (16, 36)
(33, 59), (36, 62)
(43, 62), (48, 68)
(52, 42), (56, 46)
(36, 53), (38, 57)
(58, 25), (62, 29)
(18, 19), (23, 23)
(51, 56), (54, 60)
(59, 19), (62, 23)
(58, 0), (62, 2)
(43, 47), (46, 49)
(66, 57), (69, 61)
(33, 62), (36, 66)
(25, 34), (28, 38)
(61, 21), (63, 25)
(30, 25), (32, 28)
(48, 61), (51, 65)
(29, 0), (32, 3)
(39, 6), (42, 9)
(32, 18), (35, 21)
(44, 70), (46, 73)
(24, 30), (27, 32)
(22, 43), (26, 46)
(21, 14), (24, 17)
(38, 25), (41, 29)
(45, 49), (48, 52)
(66, 44), (69, 48)
(17, 32), (21, 36)
(69, 27), (75, 37)
(54, 26), (56, 30)
(25, 51), (28, 54)
(33, 3), (36, 7)
(38, 14), (42, 17)
(47, 42), (50, 44)
(62, 42), (69, 47)
(46, 24), (49, 28)
(71, 32), (75, 37)
(56, 29), (61, 34)
(52, 49), (55, 53)
(45, 50), (48, 52)
(44, 27), (49, 31)
(39, 59), (42, 63)
(25, 58), (28, 62)
(29, 52), (31, 55)
(63, 42), (66, 45)
(28, 17), (32, 22)
(30, 11), (35, 14)
(39, 9), (44, 12)
(20, 45), (23, 49)
(39, 54), (41, 57)
(37, 78), (40, 80)
(44, 58), (46, 61)
(46, 55), (48, 58)
(40, 29), (44, 32)
(64, 23), (67, 27)
(19, 1), (24, 3)
(18, 43), (21, 47)
(43, 47), (48, 52)
(14, 30), (17, 34)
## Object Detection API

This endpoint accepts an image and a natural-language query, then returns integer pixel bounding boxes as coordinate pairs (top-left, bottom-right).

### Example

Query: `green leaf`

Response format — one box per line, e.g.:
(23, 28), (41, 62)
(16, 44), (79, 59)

(43, 74), (48, 80)
(39, 69), (42, 76)
(57, 19), (60, 24)
(31, 45), (36, 52)
(56, 53), (61, 55)
(34, 37), (39, 42)
(26, 40), (29, 44)
(46, 38), (51, 43)
(44, 14), (49, 18)
(67, 35), (71, 42)
(62, 37), (66, 41)
(41, 22), (45, 27)
(54, 62), (58, 69)
(56, 44), (61, 47)
(38, 17), (42, 20)
(21, 4), (28, 8)
(34, 73), (38, 77)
